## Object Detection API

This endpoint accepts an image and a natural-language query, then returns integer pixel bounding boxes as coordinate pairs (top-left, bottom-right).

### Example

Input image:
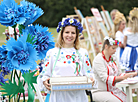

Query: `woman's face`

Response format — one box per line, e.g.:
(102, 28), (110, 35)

(119, 21), (126, 31)
(62, 26), (77, 47)
(107, 45), (118, 56)
(111, 12), (116, 21)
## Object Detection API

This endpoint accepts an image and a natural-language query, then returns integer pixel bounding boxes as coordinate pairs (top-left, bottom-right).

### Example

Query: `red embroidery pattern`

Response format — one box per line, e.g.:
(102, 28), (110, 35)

(66, 55), (71, 59)
(45, 62), (49, 67)
(102, 51), (111, 62)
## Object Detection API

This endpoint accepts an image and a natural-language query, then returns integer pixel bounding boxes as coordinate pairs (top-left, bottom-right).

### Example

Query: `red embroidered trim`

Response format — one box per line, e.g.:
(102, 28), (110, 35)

(111, 91), (124, 102)
(106, 76), (109, 91)
(102, 51), (111, 62)
(112, 76), (116, 86)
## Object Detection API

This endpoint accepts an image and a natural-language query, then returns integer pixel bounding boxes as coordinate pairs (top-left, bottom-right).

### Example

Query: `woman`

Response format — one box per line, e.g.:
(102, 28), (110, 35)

(92, 36), (137, 102)
(113, 11), (126, 63)
(110, 9), (119, 22)
(121, 7), (138, 72)
(39, 18), (95, 102)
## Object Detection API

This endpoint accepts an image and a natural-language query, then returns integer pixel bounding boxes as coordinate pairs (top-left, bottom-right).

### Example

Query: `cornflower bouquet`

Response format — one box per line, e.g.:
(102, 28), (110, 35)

(0, 0), (55, 101)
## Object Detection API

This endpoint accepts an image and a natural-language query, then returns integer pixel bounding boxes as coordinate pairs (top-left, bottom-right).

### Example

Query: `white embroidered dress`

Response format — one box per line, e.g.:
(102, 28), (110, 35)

(39, 47), (94, 102)
(121, 28), (138, 71)
(115, 30), (124, 63)
(92, 53), (126, 102)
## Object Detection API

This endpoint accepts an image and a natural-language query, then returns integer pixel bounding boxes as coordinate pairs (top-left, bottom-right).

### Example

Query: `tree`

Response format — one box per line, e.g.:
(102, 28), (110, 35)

(27, 0), (138, 27)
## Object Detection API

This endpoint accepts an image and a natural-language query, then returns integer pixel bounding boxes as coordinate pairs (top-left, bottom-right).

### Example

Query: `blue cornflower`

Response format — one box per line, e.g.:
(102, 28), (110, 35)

(22, 24), (55, 60)
(0, 45), (7, 62)
(0, 72), (8, 85)
(20, 0), (44, 26)
(0, 45), (8, 71)
(0, 0), (26, 26)
(56, 18), (83, 33)
(1, 67), (10, 76)
(3, 33), (38, 72)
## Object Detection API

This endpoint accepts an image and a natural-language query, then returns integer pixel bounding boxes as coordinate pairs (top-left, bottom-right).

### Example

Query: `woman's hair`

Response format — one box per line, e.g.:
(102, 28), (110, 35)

(113, 11), (126, 37)
(128, 17), (138, 33)
(102, 39), (110, 51)
(110, 9), (118, 17)
(114, 21), (121, 34)
(127, 7), (138, 33)
(102, 37), (116, 51)
(55, 25), (80, 50)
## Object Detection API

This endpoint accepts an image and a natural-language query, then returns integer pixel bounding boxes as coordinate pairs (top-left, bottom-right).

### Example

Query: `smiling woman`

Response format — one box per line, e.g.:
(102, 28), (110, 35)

(38, 18), (96, 102)
(62, 26), (77, 48)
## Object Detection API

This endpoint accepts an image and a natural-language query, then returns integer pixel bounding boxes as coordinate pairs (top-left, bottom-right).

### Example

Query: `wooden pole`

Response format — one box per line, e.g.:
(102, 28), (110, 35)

(101, 5), (112, 32)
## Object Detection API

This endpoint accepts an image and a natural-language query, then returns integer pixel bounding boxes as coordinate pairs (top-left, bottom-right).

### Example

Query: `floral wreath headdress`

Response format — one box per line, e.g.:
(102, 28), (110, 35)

(128, 7), (138, 22)
(114, 11), (126, 25)
(56, 18), (83, 34)
(104, 36), (121, 46)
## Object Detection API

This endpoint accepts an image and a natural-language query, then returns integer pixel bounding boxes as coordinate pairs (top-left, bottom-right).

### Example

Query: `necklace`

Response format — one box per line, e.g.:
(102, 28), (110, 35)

(102, 51), (111, 62)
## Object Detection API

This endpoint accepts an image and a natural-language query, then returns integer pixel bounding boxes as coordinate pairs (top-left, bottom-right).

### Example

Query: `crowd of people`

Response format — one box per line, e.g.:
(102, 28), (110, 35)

(36, 7), (138, 102)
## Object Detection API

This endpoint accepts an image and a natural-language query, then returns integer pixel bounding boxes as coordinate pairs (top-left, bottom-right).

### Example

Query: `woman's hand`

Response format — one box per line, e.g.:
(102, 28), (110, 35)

(89, 77), (95, 86)
(43, 78), (51, 91)
(124, 72), (137, 79)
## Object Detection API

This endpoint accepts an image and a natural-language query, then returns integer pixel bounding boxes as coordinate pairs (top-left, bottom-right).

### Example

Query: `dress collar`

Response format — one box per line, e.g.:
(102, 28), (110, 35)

(102, 51), (111, 62)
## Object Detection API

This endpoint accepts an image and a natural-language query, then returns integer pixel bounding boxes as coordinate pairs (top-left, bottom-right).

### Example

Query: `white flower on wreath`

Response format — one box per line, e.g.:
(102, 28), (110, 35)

(109, 38), (114, 45)
(57, 25), (59, 29)
(69, 18), (74, 24)
(61, 18), (66, 26)
(104, 36), (114, 45)
(61, 21), (64, 26)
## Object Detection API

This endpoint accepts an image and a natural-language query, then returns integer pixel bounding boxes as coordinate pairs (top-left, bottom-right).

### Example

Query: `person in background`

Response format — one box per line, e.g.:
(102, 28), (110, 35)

(113, 11), (126, 63)
(39, 18), (95, 102)
(92, 36), (137, 102)
(121, 7), (138, 73)
(110, 9), (119, 22)
(120, 7), (138, 97)
(4, 29), (10, 40)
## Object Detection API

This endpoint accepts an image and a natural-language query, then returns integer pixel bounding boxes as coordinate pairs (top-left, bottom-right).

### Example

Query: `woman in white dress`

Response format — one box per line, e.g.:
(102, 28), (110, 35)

(121, 7), (138, 72)
(39, 18), (95, 102)
(113, 11), (126, 63)
(92, 36), (137, 102)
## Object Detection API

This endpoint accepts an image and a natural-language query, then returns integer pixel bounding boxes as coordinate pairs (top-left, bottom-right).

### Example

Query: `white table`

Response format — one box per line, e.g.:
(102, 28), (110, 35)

(116, 78), (138, 102)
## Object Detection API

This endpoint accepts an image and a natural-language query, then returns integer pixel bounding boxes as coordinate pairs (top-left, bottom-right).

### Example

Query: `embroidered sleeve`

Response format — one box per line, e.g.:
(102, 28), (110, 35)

(39, 49), (53, 82)
(93, 55), (116, 86)
(82, 49), (93, 77)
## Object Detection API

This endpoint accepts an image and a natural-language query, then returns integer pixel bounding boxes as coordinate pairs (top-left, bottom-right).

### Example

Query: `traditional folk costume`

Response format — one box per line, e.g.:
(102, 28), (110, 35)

(92, 52), (126, 102)
(39, 47), (95, 102)
(121, 28), (138, 72)
(115, 30), (124, 62)
(114, 11), (126, 63)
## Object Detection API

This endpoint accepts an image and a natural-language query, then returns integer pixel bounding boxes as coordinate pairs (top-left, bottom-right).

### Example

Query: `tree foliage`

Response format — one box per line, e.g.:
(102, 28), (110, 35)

(27, 0), (138, 27)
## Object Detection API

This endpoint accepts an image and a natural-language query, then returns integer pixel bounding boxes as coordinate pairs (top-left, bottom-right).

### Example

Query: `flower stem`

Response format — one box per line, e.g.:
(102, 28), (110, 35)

(14, 27), (17, 40)
(9, 70), (14, 102)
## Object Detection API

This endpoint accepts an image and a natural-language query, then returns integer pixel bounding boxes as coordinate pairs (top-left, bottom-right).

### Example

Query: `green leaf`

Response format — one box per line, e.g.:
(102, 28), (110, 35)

(26, 34), (37, 45)
(0, 79), (24, 99)
(27, 84), (35, 102)
(19, 24), (25, 34)
(12, 24), (17, 28)
(22, 70), (38, 91)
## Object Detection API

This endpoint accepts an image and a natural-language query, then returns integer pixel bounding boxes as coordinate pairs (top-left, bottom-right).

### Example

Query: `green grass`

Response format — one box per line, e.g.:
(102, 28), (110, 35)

(0, 24), (7, 44)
